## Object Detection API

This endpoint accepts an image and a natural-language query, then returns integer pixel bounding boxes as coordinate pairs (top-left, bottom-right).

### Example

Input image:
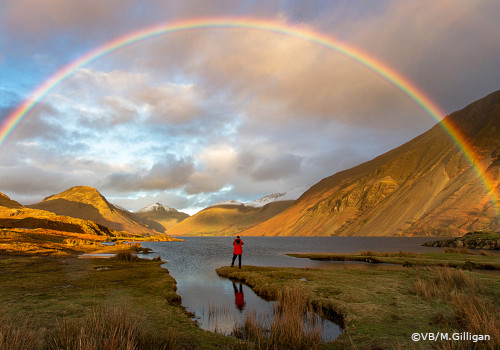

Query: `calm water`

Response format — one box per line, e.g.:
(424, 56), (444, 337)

(139, 236), (442, 341)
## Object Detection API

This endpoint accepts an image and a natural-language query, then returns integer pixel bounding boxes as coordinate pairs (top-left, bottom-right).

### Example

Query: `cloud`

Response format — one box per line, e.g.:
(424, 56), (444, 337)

(250, 154), (302, 181)
(2, 0), (500, 214)
(58, 68), (208, 125)
(104, 156), (195, 191)
(107, 24), (431, 132)
(185, 145), (239, 194)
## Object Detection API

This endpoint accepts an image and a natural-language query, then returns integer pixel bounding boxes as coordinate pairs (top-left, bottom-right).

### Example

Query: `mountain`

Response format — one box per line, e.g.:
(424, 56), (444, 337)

(242, 90), (500, 237)
(28, 186), (170, 237)
(0, 206), (120, 237)
(0, 192), (23, 209)
(244, 187), (307, 207)
(166, 201), (293, 236)
(134, 203), (189, 233)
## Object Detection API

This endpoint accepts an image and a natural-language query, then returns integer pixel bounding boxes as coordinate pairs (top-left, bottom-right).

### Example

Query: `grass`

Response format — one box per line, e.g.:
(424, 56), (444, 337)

(114, 250), (140, 262)
(0, 317), (41, 350)
(48, 306), (179, 350)
(411, 267), (483, 301)
(411, 268), (500, 349)
(216, 264), (500, 349)
(0, 227), (170, 256)
(0, 256), (243, 349)
(287, 250), (500, 270)
(232, 287), (323, 350)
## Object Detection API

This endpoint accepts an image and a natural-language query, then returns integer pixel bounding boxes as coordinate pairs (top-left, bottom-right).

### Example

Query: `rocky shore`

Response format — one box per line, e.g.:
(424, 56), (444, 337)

(423, 231), (500, 250)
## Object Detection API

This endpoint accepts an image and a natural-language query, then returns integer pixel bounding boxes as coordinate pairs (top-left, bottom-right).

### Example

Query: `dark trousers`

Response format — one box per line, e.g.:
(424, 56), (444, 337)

(231, 254), (242, 268)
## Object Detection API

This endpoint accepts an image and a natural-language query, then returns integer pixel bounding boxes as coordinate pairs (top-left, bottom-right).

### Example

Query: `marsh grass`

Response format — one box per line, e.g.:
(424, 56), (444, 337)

(412, 268), (499, 350)
(233, 287), (322, 350)
(0, 317), (42, 350)
(431, 295), (500, 350)
(288, 251), (500, 270)
(115, 251), (139, 262)
(207, 303), (231, 319)
(358, 250), (417, 258)
(444, 248), (473, 255)
(48, 306), (179, 350)
(445, 294), (500, 350)
(412, 267), (482, 301)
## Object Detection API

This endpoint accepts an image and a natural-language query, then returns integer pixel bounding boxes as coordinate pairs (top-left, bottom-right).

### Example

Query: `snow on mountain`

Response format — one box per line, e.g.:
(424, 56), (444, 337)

(244, 186), (307, 208)
(137, 202), (178, 213)
(210, 187), (307, 209)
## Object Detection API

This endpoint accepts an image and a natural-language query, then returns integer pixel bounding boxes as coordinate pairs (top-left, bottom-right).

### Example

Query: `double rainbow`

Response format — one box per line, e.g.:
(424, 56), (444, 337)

(1, 17), (498, 215)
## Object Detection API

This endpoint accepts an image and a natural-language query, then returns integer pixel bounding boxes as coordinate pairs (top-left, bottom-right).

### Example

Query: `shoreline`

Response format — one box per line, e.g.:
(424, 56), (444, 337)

(286, 251), (500, 270)
(216, 262), (500, 349)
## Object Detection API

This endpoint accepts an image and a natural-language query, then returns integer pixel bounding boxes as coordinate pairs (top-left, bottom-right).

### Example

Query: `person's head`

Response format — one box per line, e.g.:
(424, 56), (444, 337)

(236, 236), (240, 239)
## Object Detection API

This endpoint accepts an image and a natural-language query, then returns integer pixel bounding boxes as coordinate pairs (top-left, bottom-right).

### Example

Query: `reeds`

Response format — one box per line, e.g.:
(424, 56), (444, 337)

(412, 267), (482, 301)
(48, 306), (178, 350)
(358, 250), (417, 258)
(412, 267), (499, 350)
(1, 307), (178, 350)
(233, 287), (323, 350)
(207, 303), (231, 319)
(0, 317), (41, 350)
(444, 247), (473, 255)
(115, 251), (139, 262)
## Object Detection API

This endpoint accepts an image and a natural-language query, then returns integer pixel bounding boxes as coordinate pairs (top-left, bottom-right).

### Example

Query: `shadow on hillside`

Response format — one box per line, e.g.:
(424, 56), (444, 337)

(133, 218), (166, 234)
(0, 217), (85, 233)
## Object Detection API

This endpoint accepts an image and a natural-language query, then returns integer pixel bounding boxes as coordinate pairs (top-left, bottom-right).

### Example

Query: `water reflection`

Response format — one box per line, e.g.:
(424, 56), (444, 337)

(232, 282), (246, 312)
(140, 237), (439, 340)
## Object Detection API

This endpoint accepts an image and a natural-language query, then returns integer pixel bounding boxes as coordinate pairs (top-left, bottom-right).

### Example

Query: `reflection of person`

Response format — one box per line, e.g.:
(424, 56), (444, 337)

(231, 236), (244, 268)
(232, 282), (245, 311)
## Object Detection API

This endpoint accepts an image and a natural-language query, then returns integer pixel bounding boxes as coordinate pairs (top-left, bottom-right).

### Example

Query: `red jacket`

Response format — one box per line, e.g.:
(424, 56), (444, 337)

(233, 238), (244, 255)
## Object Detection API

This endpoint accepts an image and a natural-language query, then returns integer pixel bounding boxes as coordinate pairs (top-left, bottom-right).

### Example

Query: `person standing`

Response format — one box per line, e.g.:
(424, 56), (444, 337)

(231, 236), (244, 268)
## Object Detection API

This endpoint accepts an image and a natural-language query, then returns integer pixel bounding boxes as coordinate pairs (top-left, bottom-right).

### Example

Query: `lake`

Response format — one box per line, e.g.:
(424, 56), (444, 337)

(139, 236), (441, 341)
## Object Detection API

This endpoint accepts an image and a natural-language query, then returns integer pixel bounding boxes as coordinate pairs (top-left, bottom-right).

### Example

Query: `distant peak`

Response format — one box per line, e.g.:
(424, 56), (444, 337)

(43, 186), (111, 207)
(138, 203), (178, 213)
(244, 186), (307, 207)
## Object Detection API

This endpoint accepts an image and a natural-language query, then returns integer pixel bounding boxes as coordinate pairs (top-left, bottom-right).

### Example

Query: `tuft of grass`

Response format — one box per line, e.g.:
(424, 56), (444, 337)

(233, 287), (322, 350)
(48, 306), (179, 350)
(0, 317), (42, 350)
(479, 250), (494, 256)
(115, 251), (139, 262)
(412, 267), (482, 301)
(445, 247), (473, 255)
(131, 242), (142, 251)
(412, 267), (499, 350)
(432, 295), (500, 350)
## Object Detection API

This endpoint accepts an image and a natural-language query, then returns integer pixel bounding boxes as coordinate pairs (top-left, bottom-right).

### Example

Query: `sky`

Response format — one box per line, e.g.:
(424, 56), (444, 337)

(1, 0), (500, 215)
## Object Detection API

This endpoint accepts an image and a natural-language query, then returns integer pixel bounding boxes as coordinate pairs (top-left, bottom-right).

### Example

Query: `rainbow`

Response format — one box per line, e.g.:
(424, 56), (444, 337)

(1, 17), (498, 215)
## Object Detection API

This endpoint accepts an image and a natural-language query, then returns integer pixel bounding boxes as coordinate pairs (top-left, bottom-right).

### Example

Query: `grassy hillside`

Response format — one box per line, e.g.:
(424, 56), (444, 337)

(167, 201), (292, 236)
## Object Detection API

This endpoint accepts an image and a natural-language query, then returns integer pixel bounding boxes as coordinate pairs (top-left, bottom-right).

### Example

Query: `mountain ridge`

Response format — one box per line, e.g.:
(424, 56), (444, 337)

(166, 200), (293, 236)
(134, 202), (189, 233)
(27, 186), (170, 237)
(241, 90), (500, 236)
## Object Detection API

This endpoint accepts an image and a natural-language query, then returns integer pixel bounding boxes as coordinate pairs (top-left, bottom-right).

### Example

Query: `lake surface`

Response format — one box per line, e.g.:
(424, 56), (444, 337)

(139, 236), (442, 341)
